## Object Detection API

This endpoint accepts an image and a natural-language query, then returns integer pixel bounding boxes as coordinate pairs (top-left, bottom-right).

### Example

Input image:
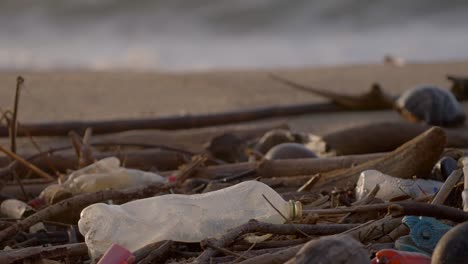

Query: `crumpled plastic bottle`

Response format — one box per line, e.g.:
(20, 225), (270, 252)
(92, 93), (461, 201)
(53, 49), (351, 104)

(355, 170), (443, 201)
(62, 157), (166, 194)
(78, 180), (302, 260)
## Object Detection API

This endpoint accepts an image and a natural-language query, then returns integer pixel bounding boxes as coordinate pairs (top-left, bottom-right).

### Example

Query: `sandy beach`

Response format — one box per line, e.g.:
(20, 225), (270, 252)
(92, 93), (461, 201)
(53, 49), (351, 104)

(0, 61), (468, 138)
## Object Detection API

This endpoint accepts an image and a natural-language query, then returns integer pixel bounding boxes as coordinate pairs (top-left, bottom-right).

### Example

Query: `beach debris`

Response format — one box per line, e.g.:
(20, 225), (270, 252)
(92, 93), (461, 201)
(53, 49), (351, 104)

(307, 121), (468, 155)
(431, 156), (458, 181)
(78, 181), (301, 259)
(264, 142), (317, 160)
(447, 74), (468, 101)
(355, 170), (443, 201)
(61, 157), (165, 194)
(96, 244), (134, 264)
(372, 249), (431, 264)
(395, 216), (452, 254)
(2, 76), (468, 264)
(383, 54), (406, 66)
(0, 199), (35, 219)
(205, 133), (246, 162)
(254, 129), (300, 154)
(302, 127), (446, 192)
(432, 221), (468, 264)
(270, 74), (395, 110)
(396, 85), (466, 126)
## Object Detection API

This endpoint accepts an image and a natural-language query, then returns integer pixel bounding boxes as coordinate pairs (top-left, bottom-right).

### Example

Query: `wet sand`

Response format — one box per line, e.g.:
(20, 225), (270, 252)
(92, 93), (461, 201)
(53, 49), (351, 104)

(0, 60), (468, 136)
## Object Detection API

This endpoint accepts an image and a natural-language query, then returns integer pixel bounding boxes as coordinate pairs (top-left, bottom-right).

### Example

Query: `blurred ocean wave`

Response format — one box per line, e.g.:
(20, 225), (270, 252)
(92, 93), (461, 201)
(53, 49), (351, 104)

(1, 0), (468, 71)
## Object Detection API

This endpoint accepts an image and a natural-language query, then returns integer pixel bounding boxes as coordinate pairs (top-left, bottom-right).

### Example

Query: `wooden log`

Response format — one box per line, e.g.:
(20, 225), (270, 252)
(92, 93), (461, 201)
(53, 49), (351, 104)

(305, 126), (446, 192)
(162, 152), (387, 179)
(0, 103), (343, 137)
(0, 148), (190, 175)
(312, 122), (468, 155)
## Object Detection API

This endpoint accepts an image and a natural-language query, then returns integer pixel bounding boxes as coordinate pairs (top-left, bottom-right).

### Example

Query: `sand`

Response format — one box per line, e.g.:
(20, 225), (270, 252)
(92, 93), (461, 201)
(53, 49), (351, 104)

(0, 60), (468, 136)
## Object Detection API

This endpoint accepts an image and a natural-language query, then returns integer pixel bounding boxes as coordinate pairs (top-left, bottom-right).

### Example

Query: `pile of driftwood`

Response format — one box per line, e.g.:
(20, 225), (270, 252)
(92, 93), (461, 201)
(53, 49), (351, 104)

(0, 76), (468, 264)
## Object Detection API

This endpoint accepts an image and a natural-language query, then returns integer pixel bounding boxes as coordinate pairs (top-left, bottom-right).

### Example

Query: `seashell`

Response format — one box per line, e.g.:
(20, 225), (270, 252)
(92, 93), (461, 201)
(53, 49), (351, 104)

(265, 143), (317, 160)
(396, 85), (466, 126)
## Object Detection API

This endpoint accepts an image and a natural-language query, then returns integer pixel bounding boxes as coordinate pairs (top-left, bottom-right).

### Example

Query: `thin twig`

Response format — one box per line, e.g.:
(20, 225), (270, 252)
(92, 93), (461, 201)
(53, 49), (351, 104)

(230, 242), (256, 263)
(10, 76), (24, 154)
(0, 144), (54, 180)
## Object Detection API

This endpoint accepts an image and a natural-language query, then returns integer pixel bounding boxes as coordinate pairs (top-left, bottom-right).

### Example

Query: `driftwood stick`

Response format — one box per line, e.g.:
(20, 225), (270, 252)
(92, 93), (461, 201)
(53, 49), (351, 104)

(195, 220), (357, 263)
(10, 76), (24, 154)
(432, 169), (464, 205)
(0, 103), (343, 137)
(164, 152), (386, 179)
(0, 242), (88, 264)
(0, 183), (173, 242)
(314, 122), (468, 155)
(270, 74), (395, 110)
(304, 201), (468, 222)
(304, 127), (446, 192)
(0, 144), (54, 180)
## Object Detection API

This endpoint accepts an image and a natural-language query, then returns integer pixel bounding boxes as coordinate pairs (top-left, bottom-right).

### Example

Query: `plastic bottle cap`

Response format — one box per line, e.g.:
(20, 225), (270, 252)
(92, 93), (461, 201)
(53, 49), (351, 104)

(289, 200), (302, 220)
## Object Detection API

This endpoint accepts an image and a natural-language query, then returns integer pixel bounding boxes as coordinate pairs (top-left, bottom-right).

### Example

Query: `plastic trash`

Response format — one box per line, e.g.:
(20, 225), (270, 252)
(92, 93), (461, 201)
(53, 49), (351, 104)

(0, 199), (35, 219)
(97, 244), (134, 264)
(371, 249), (431, 264)
(355, 170), (443, 201)
(395, 216), (451, 255)
(62, 157), (166, 194)
(78, 180), (302, 259)
(461, 157), (468, 211)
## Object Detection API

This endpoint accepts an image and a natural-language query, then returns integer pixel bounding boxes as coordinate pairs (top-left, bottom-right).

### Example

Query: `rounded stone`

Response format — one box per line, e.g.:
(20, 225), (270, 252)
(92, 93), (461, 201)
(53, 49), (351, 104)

(265, 143), (317, 160)
(432, 221), (468, 264)
(396, 85), (466, 126)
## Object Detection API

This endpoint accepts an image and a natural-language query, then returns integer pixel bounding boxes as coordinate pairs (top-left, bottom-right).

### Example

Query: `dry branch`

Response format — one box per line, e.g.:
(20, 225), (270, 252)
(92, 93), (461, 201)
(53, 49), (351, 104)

(270, 74), (395, 110)
(0, 103), (343, 137)
(304, 127), (446, 191)
(0, 242), (87, 264)
(164, 152), (386, 180)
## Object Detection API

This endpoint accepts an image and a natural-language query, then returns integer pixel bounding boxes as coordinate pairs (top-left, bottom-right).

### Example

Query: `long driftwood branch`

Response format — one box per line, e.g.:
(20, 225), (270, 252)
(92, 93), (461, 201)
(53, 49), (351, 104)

(162, 152), (386, 179)
(313, 121), (468, 155)
(304, 201), (468, 222)
(0, 183), (173, 242)
(0, 148), (190, 175)
(304, 126), (446, 191)
(0, 103), (343, 137)
(270, 74), (395, 110)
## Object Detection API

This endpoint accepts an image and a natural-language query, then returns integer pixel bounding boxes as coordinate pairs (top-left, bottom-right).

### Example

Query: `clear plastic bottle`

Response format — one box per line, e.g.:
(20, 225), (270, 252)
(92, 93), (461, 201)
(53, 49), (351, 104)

(79, 180), (301, 259)
(62, 157), (165, 194)
(355, 170), (443, 201)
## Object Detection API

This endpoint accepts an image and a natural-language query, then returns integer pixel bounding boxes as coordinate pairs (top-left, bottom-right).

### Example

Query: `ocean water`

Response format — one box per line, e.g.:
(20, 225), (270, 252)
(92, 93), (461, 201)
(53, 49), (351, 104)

(1, 0), (468, 71)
